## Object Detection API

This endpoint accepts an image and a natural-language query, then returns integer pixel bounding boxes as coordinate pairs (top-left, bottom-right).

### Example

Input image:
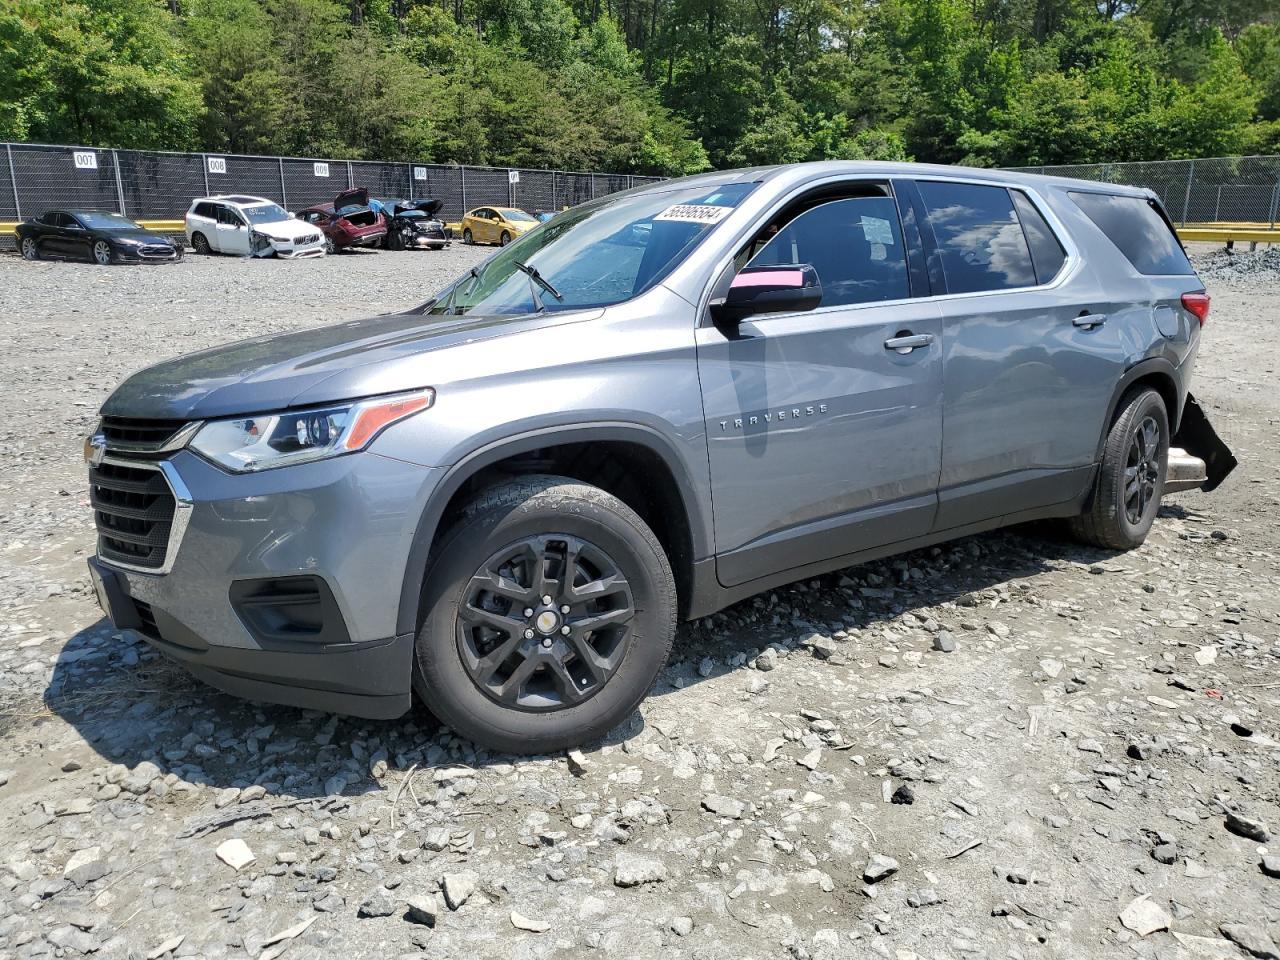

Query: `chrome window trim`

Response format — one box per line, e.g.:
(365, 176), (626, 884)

(92, 455), (193, 577)
(696, 172), (1081, 325)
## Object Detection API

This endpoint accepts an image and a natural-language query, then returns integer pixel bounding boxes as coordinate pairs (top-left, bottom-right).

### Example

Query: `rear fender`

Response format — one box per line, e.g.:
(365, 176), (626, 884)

(1172, 393), (1237, 492)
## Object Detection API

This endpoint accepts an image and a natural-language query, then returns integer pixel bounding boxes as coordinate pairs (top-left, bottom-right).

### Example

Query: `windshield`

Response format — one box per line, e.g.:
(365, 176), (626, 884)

(430, 182), (755, 316)
(242, 203), (290, 224)
(399, 210), (426, 219)
(76, 212), (143, 231)
(499, 208), (538, 223)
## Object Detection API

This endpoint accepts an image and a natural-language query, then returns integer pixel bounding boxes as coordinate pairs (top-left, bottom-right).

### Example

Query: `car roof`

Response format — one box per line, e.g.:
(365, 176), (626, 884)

(200, 195), (275, 206)
(623, 160), (1154, 200)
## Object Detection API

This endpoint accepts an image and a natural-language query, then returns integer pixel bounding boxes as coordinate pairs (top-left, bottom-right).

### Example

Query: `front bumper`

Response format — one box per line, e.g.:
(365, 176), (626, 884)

(89, 449), (442, 718)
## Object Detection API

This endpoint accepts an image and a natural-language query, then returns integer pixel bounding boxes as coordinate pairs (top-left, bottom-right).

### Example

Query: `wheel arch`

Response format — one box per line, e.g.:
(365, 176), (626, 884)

(396, 423), (709, 637)
(1094, 358), (1183, 462)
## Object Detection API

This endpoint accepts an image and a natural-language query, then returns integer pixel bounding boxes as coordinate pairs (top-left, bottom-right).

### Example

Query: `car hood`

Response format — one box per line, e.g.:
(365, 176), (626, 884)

(251, 219), (316, 241)
(106, 229), (169, 244)
(100, 308), (600, 421)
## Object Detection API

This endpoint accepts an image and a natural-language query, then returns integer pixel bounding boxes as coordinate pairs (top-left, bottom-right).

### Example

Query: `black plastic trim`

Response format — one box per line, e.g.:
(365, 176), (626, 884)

(686, 486), (1092, 620)
(1095, 357), (1184, 460)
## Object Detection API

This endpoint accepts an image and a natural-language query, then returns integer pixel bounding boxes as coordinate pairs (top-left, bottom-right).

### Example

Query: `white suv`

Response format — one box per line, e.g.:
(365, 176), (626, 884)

(185, 195), (325, 259)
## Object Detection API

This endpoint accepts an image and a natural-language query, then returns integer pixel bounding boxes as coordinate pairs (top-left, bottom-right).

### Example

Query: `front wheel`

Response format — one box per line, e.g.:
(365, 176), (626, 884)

(499, 231), (511, 246)
(1070, 387), (1169, 550)
(324, 236), (336, 255)
(414, 476), (676, 754)
(20, 237), (39, 261)
(92, 240), (113, 265)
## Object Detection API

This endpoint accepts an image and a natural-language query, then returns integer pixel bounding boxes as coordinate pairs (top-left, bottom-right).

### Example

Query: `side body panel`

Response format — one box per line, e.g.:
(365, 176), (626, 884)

(696, 301), (944, 587)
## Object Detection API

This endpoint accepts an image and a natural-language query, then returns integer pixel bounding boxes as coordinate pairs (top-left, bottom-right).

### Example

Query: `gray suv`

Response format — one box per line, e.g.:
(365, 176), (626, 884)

(86, 162), (1235, 753)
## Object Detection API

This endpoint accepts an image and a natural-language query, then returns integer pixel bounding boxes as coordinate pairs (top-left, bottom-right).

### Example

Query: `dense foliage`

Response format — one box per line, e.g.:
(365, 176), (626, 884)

(1, 0), (1277, 174)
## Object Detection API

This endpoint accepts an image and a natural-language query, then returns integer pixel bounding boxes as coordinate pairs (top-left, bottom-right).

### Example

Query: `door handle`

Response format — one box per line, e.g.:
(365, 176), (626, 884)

(1073, 313), (1107, 329)
(884, 333), (934, 354)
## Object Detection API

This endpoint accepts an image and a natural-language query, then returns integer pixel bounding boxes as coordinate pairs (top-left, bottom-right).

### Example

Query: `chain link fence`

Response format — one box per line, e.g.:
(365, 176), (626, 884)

(0, 141), (665, 250)
(1008, 155), (1280, 226)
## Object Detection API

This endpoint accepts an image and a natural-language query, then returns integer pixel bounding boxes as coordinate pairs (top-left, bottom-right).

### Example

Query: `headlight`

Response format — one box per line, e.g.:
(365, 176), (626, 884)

(189, 389), (434, 473)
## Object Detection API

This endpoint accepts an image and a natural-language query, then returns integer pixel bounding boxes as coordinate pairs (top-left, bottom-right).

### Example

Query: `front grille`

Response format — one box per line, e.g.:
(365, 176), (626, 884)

(139, 245), (176, 259)
(90, 461), (176, 570)
(100, 416), (187, 452)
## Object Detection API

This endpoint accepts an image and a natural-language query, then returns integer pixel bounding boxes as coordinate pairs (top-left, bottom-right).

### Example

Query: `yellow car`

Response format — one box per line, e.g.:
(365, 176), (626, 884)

(460, 207), (538, 246)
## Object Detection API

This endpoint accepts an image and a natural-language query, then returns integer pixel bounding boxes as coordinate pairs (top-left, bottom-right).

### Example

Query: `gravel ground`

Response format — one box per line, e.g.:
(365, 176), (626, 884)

(0, 243), (1278, 960)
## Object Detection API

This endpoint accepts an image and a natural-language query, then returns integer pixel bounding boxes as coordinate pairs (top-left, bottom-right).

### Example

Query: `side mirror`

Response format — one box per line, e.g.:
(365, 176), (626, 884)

(711, 264), (823, 325)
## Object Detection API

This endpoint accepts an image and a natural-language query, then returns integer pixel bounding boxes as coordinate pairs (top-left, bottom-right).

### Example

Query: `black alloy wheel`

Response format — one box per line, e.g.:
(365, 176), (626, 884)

(1070, 386), (1168, 550)
(458, 534), (635, 711)
(413, 475), (676, 754)
(1124, 415), (1161, 525)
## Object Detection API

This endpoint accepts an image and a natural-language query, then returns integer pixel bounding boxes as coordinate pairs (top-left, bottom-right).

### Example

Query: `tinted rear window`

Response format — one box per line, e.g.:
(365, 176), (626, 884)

(1011, 191), (1067, 285)
(1068, 192), (1193, 275)
(917, 181), (1036, 293)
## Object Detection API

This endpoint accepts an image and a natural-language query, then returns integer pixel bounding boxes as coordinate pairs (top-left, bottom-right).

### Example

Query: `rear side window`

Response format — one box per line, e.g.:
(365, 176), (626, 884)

(747, 196), (911, 307)
(1068, 192), (1193, 275)
(917, 182), (1036, 293)
(1010, 191), (1067, 285)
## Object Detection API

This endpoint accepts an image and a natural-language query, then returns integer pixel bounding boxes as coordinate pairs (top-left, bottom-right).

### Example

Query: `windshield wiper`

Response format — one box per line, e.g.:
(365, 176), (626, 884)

(438, 266), (480, 314)
(513, 259), (563, 310)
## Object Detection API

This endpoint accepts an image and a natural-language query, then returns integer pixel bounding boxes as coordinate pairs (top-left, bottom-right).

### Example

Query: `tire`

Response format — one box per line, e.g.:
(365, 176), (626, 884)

(324, 236), (336, 255)
(191, 232), (211, 255)
(414, 475), (676, 754)
(1070, 387), (1169, 550)
(92, 240), (113, 265)
(20, 237), (38, 261)
(500, 231), (511, 246)
(389, 230), (403, 251)
(463, 228), (473, 245)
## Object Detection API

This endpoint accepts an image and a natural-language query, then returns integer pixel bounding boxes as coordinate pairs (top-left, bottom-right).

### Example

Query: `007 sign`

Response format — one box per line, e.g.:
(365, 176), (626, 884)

(73, 151), (98, 170)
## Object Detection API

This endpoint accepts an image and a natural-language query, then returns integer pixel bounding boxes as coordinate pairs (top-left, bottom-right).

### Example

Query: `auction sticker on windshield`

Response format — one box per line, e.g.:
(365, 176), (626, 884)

(655, 204), (733, 225)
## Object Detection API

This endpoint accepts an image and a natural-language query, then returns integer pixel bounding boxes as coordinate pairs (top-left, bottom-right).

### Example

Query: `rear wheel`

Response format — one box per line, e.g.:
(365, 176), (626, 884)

(463, 228), (473, 245)
(324, 236), (336, 255)
(20, 237), (38, 261)
(92, 240), (113, 265)
(1070, 387), (1168, 550)
(191, 232), (211, 255)
(414, 476), (676, 754)
(389, 229), (404, 251)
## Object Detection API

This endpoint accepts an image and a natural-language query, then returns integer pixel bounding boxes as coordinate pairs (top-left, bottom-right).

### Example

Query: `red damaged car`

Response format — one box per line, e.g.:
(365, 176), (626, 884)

(297, 188), (387, 254)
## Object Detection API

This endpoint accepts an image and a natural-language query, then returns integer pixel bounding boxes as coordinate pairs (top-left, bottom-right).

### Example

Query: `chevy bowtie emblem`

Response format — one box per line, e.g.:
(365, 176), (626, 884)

(84, 433), (107, 467)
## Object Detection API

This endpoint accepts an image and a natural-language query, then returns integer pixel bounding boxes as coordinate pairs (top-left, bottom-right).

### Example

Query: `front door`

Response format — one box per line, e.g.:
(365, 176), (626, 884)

(909, 179), (1128, 529)
(215, 206), (252, 255)
(697, 190), (944, 588)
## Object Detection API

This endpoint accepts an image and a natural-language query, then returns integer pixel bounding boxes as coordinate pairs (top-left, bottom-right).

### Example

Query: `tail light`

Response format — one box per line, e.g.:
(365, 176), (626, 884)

(1181, 292), (1210, 326)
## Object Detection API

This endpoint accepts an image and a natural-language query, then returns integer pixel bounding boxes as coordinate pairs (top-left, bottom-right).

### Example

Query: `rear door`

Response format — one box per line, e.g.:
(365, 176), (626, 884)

(910, 178), (1127, 529)
(697, 182), (944, 587)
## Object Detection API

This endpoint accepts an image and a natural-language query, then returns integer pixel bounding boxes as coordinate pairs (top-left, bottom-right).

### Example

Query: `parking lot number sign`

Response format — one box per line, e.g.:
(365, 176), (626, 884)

(314, 162), (329, 178)
(414, 167), (427, 181)
(73, 151), (98, 170)
(207, 157), (227, 174)
(508, 170), (520, 184)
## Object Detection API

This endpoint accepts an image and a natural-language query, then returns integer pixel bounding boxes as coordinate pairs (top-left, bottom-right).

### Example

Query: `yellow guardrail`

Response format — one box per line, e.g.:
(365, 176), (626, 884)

(1177, 226), (1279, 244)
(1, 219), (185, 234)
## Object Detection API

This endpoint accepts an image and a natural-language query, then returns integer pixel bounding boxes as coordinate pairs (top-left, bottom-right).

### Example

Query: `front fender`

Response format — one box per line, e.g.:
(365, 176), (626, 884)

(393, 421), (712, 638)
